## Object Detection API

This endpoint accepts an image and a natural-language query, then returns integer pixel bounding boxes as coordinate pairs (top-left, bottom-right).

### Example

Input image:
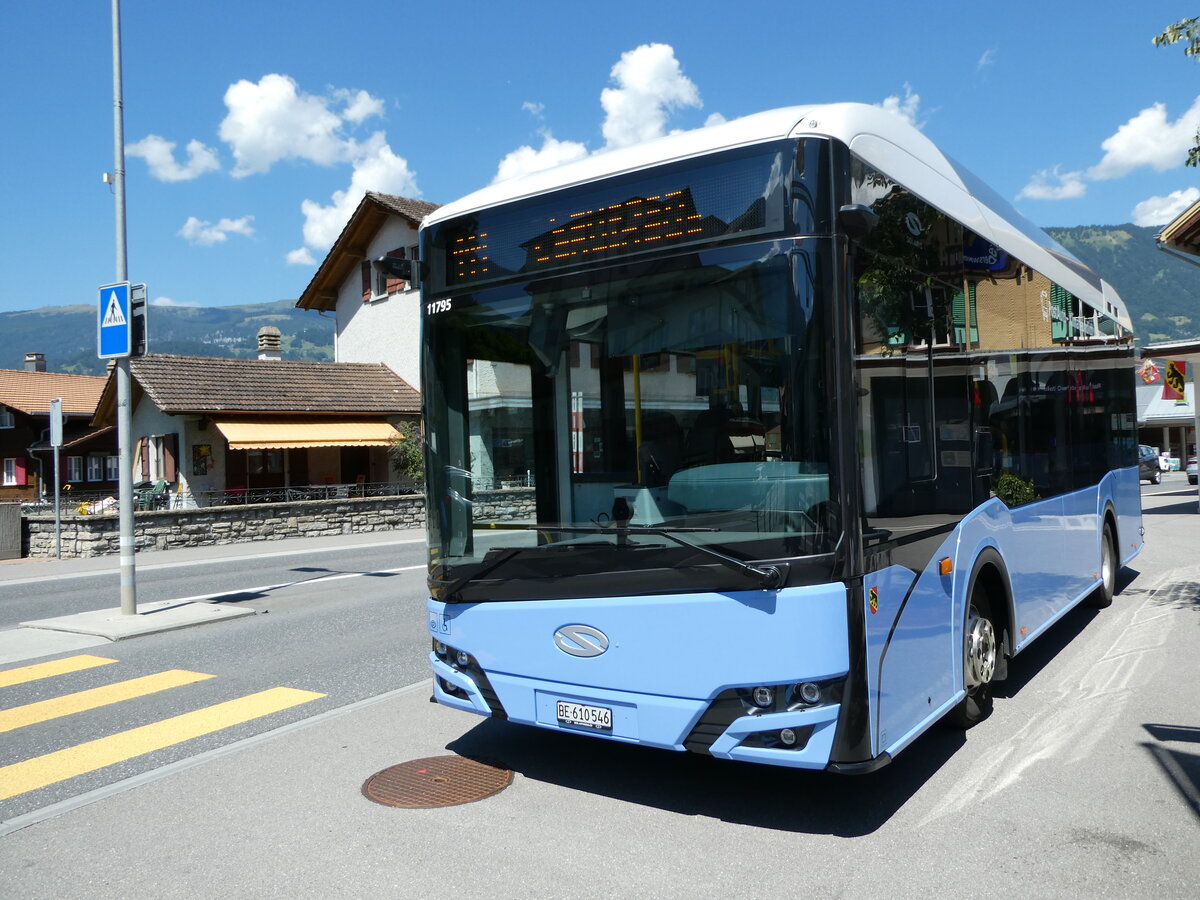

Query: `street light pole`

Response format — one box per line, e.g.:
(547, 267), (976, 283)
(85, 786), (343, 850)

(112, 0), (136, 615)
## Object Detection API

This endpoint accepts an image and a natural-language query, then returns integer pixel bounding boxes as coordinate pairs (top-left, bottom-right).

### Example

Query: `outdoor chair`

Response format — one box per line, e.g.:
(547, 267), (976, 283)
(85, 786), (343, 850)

(135, 480), (169, 511)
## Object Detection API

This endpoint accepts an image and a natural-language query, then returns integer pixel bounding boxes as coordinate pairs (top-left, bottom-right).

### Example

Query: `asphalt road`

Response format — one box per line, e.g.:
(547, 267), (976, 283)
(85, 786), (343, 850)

(1, 482), (1199, 897)
(0, 530), (432, 822)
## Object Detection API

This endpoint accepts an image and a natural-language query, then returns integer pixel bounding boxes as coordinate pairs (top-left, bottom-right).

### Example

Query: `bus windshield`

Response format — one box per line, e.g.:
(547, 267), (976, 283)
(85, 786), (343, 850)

(422, 241), (840, 602)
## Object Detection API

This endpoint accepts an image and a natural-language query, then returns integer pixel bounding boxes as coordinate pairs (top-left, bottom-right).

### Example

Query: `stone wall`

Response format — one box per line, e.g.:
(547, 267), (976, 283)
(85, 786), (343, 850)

(21, 488), (537, 559)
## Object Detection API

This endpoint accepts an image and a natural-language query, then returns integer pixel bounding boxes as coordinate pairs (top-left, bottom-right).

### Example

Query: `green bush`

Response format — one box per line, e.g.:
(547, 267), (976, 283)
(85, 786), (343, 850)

(993, 472), (1039, 508)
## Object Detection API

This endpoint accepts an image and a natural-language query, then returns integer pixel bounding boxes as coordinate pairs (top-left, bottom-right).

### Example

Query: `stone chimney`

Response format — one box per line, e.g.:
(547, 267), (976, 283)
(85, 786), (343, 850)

(257, 326), (282, 361)
(24, 352), (46, 372)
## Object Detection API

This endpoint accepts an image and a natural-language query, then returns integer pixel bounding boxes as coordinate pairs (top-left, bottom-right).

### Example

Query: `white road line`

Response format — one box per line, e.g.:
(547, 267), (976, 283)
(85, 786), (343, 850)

(172, 564), (427, 605)
(0, 538), (425, 588)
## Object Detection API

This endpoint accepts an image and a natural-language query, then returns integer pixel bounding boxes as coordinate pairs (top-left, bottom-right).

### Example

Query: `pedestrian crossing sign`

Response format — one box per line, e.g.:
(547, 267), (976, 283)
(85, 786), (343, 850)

(98, 281), (131, 358)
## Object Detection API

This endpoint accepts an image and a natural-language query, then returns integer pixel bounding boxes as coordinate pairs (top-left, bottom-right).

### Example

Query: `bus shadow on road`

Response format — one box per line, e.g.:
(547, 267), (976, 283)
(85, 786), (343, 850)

(446, 717), (964, 836)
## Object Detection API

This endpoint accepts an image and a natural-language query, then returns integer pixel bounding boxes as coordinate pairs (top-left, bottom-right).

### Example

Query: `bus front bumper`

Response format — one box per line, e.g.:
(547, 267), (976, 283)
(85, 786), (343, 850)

(431, 653), (842, 771)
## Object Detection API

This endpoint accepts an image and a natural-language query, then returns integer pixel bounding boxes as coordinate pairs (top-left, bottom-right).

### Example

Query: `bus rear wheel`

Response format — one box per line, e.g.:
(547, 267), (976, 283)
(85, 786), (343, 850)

(1087, 521), (1116, 609)
(948, 588), (996, 729)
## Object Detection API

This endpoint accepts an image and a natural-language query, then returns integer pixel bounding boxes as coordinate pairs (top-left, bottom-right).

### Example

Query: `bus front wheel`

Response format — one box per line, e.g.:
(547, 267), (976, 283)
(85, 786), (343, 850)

(948, 588), (997, 729)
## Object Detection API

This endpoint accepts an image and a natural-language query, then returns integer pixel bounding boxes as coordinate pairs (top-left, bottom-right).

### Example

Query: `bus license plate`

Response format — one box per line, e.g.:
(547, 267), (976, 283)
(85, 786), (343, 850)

(556, 700), (612, 730)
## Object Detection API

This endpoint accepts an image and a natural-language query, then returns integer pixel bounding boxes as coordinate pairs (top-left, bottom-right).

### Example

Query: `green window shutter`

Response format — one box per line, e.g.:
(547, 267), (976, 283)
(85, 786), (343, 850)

(1050, 284), (1070, 340)
(968, 281), (978, 344)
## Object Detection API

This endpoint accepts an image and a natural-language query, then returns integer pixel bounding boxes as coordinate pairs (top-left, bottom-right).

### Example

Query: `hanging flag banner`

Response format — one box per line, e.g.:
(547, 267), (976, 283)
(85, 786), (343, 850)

(1139, 359), (1161, 384)
(1163, 360), (1187, 402)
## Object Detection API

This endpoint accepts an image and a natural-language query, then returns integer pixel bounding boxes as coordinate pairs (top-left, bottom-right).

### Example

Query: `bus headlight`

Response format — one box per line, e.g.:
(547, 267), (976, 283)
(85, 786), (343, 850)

(751, 686), (774, 708)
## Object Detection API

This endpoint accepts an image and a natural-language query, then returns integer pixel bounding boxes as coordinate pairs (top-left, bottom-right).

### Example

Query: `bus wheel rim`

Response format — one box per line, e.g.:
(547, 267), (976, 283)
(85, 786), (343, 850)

(965, 607), (996, 690)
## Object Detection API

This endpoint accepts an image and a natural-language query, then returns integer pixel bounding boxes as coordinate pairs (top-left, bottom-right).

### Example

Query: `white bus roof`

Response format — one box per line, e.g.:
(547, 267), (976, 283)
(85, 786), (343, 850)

(425, 103), (1128, 331)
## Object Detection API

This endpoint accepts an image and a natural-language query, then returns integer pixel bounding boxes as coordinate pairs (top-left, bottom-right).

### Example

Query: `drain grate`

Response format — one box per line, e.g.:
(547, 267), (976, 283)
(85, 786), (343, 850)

(362, 755), (513, 808)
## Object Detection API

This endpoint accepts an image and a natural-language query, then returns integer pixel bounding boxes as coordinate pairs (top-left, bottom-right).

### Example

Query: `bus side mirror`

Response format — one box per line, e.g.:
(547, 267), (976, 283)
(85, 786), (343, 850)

(838, 204), (879, 241)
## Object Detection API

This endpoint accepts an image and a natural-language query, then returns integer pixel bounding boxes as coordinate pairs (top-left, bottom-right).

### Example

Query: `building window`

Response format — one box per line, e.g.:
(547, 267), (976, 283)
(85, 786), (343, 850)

(66, 456), (83, 483)
(361, 247), (410, 302)
(106, 455), (120, 481)
(248, 449), (284, 475)
(138, 434), (178, 483)
(0, 408), (13, 429)
(2, 458), (17, 486)
(87, 455), (105, 482)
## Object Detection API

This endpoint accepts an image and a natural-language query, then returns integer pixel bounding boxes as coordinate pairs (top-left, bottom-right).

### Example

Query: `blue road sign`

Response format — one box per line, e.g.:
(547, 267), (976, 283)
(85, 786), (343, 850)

(98, 282), (131, 359)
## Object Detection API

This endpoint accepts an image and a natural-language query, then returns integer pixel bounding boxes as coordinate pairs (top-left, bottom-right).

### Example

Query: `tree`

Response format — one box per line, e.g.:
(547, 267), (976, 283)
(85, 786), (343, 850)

(1154, 16), (1200, 166)
(387, 421), (425, 483)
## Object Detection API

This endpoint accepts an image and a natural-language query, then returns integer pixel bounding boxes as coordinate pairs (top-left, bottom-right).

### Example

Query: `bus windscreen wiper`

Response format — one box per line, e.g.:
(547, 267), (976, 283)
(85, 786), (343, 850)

(523, 525), (785, 590)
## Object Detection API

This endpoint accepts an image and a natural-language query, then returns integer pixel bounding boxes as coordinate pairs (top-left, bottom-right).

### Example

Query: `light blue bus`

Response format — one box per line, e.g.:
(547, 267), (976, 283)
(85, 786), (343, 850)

(414, 104), (1142, 772)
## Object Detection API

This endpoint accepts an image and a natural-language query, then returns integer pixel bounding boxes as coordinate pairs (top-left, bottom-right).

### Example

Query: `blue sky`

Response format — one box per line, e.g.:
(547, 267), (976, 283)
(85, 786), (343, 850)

(2, 2), (1199, 316)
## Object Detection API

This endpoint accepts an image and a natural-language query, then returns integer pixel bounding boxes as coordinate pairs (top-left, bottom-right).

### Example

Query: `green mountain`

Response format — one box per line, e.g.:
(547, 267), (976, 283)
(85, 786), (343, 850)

(1046, 224), (1200, 343)
(0, 299), (333, 374)
(3, 227), (1196, 374)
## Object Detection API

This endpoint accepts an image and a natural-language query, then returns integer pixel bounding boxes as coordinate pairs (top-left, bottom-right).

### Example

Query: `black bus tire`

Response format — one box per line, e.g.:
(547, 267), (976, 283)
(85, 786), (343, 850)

(947, 586), (997, 729)
(1087, 521), (1116, 610)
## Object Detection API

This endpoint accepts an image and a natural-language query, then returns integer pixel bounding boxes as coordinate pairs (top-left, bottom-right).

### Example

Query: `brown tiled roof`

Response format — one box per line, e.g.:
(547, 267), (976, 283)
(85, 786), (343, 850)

(0, 368), (107, 415)
(296, 193), (441, 312)
(93, 354), (420, 424)
(367, 193), (440, 223)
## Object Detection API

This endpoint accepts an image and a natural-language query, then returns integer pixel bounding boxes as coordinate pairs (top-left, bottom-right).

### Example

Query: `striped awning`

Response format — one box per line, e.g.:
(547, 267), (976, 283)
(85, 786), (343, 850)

(213, 420), (401, 450)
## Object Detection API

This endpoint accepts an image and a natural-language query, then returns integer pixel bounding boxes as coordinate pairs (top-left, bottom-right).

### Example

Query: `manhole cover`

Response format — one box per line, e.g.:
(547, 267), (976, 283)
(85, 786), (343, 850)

(362, 755), (513, 808)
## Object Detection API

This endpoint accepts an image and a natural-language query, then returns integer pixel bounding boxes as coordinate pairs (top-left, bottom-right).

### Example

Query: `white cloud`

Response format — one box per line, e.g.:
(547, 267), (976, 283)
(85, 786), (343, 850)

(977, 48), (997, 71)
(286, 247), (317, 266)
(600, 43), (702, 149)
(704, 112), (728, 128)
(1088, 96), (1200, 180)
(1132, 187), (1200, 226)
(492, 44), (709, 184)
(149, 296), (191, 307)
(493, 131), (589, 183)
(298, 140), (419, 250)
(1016, 166), (1088, 201)
(218, 74), (384, 177)
(179, 215), (255, 246)
(126, 135), (220, 182)
(876, 84), (923, 128)
(337, 89), (385, 124)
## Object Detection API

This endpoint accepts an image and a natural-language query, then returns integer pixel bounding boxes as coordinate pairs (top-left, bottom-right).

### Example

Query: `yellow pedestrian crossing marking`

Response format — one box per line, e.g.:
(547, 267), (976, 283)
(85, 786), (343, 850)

(0, 669), (216, 733)
(0, 687), (325, 802)
(0, 655), (118, 689)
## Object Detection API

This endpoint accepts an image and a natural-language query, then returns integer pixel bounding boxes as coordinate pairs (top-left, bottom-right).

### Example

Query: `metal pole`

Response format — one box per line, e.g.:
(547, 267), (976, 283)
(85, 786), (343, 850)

(53, 447), (61, 559)
(112, 0), (136, 614)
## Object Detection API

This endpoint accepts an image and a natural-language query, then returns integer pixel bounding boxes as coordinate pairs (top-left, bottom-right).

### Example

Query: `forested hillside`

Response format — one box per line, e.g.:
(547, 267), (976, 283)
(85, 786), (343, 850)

(2, 224), (1197, 375)
(1046, 224), (1200, 342)
(0, 299), (333, 374)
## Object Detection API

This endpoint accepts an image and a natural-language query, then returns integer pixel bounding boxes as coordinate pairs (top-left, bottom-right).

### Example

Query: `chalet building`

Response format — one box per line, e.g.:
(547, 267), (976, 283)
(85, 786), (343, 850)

(92, 331), (421, 507)
(295, 192), (439, 390)
(0, 355), (113, 502)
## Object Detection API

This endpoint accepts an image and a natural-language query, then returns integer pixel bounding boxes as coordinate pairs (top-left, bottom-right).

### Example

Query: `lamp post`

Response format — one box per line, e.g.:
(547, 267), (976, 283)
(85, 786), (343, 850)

(111, 0), (137, 615)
